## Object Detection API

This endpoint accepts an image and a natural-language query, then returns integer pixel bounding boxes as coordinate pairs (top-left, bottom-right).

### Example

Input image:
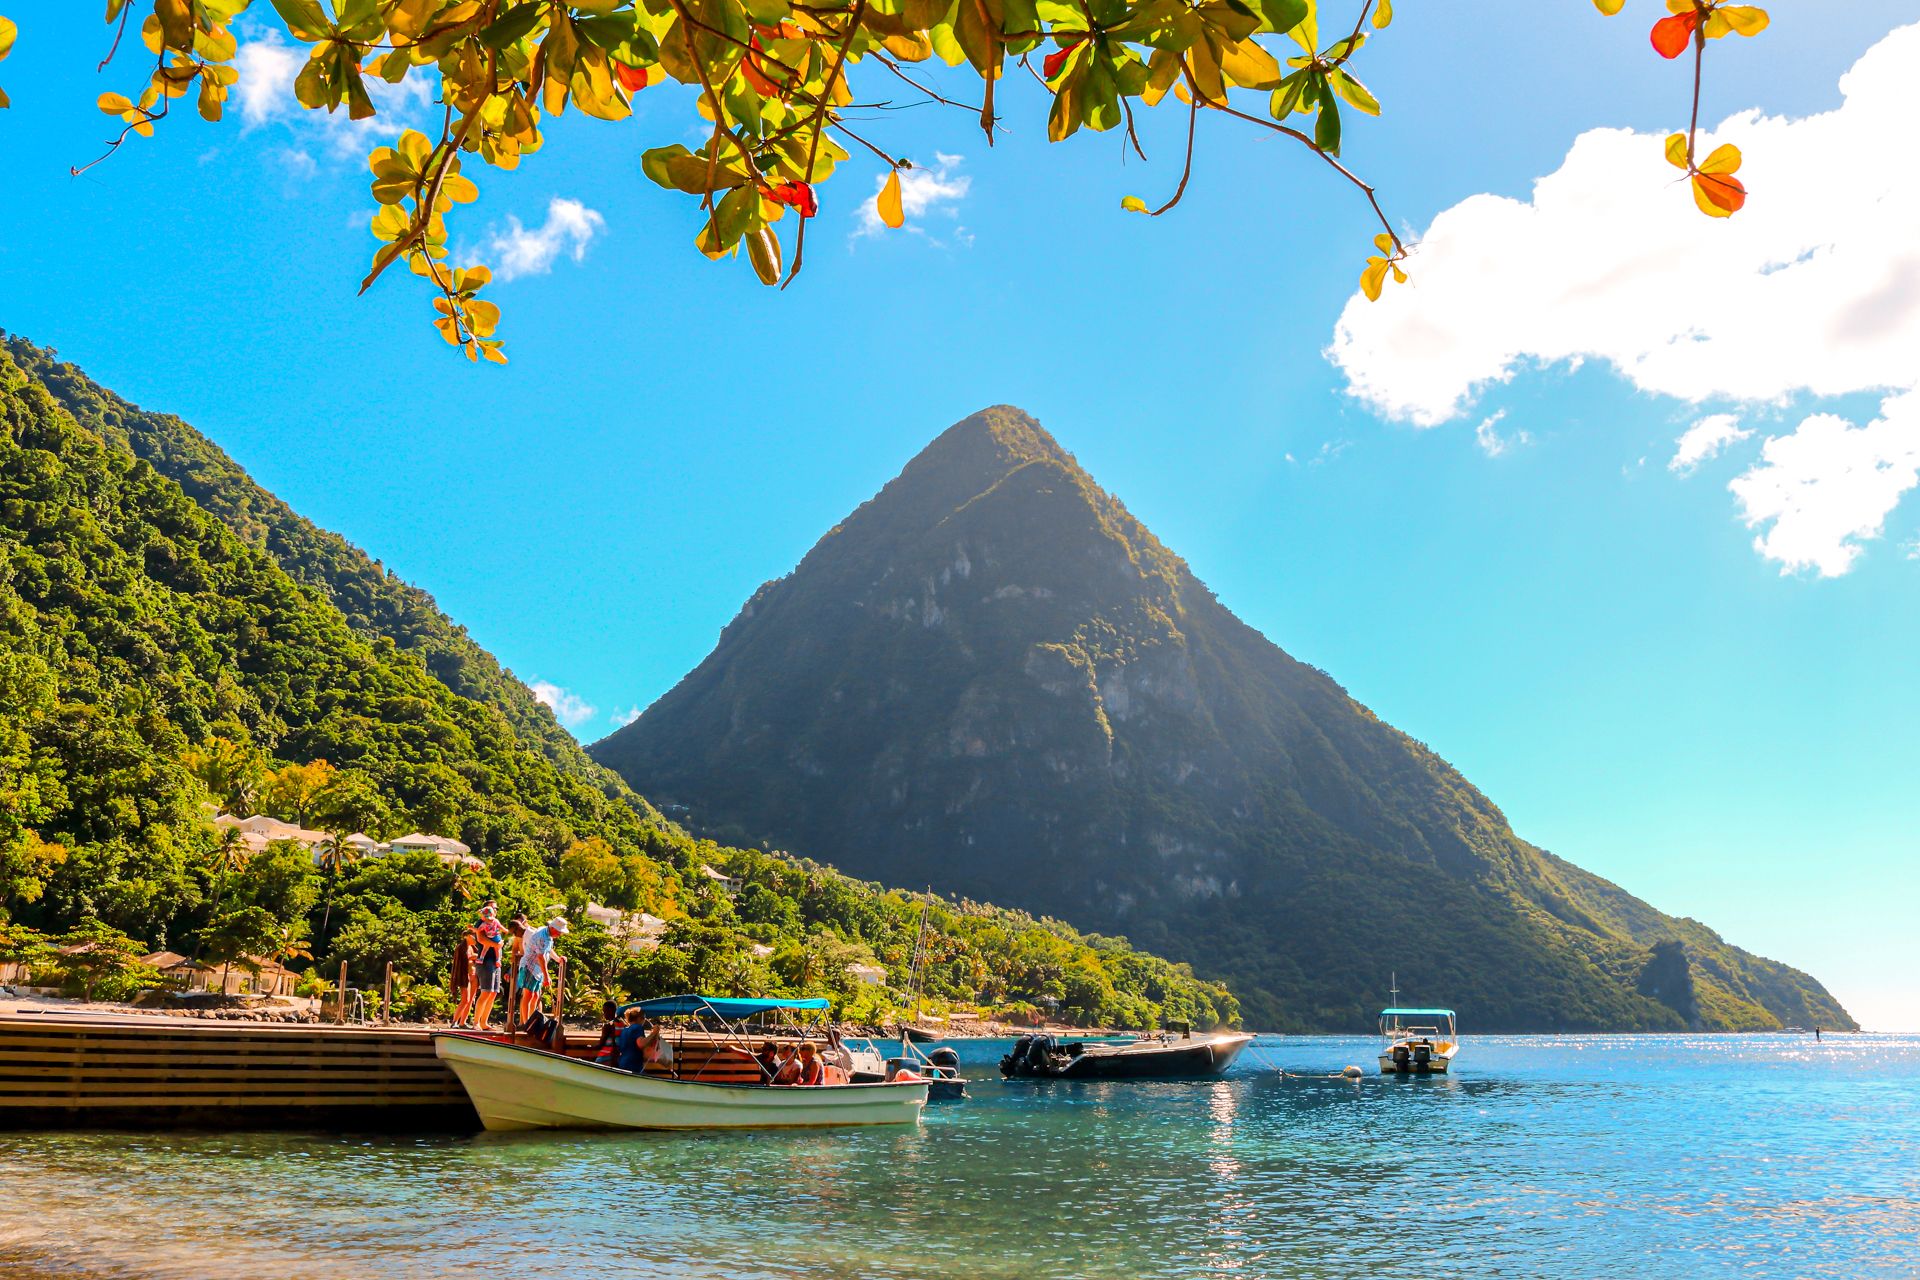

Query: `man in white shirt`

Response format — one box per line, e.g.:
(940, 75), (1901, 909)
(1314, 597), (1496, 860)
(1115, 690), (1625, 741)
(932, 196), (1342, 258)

(516, 916), (569, 1025)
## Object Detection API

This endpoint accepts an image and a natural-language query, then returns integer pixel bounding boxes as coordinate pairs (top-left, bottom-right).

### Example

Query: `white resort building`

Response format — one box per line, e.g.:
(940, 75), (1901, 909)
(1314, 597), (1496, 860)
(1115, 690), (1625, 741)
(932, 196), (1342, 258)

(211, 815), (483, 870)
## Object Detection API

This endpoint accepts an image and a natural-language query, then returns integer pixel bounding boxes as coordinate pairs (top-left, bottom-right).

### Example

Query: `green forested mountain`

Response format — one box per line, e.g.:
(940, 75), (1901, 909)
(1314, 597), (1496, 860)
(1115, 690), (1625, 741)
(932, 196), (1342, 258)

(594, 407), (1855, 1033)
(8, 338), (636, 821)
(0, 340), (1231, 1029)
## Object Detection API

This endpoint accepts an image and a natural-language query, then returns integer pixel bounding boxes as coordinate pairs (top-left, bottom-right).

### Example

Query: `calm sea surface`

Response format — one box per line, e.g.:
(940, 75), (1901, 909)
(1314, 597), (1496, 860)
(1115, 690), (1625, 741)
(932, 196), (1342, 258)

(3, 1033), (1915, 1279)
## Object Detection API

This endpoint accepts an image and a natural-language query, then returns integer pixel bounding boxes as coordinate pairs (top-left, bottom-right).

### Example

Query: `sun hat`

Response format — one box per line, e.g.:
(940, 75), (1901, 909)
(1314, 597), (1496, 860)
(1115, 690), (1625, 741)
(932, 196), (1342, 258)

(548, 917), (570, 935)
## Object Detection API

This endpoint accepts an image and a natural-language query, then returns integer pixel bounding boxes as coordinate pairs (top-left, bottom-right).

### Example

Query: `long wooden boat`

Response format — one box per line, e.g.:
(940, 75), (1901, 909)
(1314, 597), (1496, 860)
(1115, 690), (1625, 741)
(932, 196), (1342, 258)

(434, 1033), (928, 1131)
(1000, 1029), (1255, 1080)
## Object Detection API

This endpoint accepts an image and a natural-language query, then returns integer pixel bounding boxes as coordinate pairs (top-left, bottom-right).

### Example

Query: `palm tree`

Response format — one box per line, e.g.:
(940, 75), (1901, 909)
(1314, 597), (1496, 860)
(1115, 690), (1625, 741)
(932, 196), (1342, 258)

(198, 826), (253, 958)
(315, 833), (364, 940)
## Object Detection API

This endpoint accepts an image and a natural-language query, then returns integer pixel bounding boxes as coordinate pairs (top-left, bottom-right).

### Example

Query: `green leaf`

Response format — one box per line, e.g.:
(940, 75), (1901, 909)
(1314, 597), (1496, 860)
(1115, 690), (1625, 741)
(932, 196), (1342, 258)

(1328, 67), (1378, 116)
(267, 0), (333, 41)
(481, 2), (548, 49)
(1255, 0), (1307, 34)
(1313, 80), (1340, 153)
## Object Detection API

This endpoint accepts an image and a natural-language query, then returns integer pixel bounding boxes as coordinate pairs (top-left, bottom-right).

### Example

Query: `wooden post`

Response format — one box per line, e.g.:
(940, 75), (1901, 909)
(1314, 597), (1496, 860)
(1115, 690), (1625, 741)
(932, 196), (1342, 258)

(382, 962), (393, 1025)
(336, 960), (347, 1025)
(553, 957), (565, 1024)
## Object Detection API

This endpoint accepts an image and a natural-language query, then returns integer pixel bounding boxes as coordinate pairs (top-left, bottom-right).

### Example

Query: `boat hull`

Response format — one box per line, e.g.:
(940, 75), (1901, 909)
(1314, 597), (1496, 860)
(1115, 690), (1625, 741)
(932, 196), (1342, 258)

(434, 1034), (927, 1132)
(1377, 1048), (1456, 1075)
(1003, 1032), (1255, 1081)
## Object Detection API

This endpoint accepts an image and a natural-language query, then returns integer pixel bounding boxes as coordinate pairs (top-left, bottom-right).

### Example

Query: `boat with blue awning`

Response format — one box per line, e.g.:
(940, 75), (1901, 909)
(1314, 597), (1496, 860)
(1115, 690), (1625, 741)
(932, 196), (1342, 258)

(434, 993), (927, 1131)
(1378, 1003), (1459, 1075)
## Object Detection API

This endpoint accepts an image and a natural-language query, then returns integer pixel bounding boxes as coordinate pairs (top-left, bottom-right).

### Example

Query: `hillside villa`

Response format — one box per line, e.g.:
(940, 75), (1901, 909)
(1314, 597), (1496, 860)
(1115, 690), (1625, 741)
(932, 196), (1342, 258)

(211, 814), (483, 870)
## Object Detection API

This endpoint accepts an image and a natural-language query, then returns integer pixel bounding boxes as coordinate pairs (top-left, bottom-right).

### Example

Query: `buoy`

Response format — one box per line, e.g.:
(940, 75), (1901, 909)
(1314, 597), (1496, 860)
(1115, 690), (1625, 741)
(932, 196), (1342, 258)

(1341, 1065), (1364, 1079)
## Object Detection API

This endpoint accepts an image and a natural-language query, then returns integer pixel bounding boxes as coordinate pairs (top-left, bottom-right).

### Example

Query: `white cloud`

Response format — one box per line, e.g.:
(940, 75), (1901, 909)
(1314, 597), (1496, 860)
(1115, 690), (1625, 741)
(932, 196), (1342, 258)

(1474, 411), (1530, 458)
(611, 706), (642, 728)
(1329, 23), (1920, 575)
(854, 153), (971, 239)
(1670, 413), (1753, 474)
(1727, 392), (1920, 578)
(529, 680), (597, 728)
(234, 30), (304, 128)
(232, 26), (437, 159)
(482, 198), (606, 281)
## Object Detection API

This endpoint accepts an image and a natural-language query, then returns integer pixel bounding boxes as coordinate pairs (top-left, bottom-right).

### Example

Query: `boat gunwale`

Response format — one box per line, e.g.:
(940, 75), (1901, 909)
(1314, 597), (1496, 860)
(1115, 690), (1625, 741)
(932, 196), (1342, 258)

(433, 1032), (930, 1094)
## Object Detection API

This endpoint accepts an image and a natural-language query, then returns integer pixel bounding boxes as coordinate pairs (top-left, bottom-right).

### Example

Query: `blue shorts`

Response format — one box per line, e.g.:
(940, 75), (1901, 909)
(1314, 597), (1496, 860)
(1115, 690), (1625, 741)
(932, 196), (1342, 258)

(477, 956), (500, 994)
(518, 966), (544, 995)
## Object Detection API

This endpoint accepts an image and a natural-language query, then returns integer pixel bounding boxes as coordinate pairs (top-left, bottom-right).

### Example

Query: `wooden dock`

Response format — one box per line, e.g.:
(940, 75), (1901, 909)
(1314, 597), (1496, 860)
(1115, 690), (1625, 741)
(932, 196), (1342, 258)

(0, 1013), (477, 1131)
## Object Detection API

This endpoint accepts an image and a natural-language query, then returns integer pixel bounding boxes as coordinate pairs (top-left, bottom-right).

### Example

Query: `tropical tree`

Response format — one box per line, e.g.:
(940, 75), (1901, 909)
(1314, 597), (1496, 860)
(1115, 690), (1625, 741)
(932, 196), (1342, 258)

(315, 834), (365, 939)
(200, 904), (280, 993)
(182, 737), (265, 816)
(51, 919), (160, 1002)
(0, 1), (1770, 360)
(257, 760), (338, 826)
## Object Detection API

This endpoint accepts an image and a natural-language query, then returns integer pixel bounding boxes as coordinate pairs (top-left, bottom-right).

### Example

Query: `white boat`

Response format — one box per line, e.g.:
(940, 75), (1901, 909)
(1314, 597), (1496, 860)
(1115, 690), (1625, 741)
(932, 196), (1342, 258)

(435, 1033), (928, 1131)
(1377, 1005), (1459, 1075)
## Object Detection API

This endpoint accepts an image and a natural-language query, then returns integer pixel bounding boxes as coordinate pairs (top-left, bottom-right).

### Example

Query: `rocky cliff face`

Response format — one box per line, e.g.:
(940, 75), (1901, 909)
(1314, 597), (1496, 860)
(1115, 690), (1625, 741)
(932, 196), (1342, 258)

(594, 407), (1854, 1032)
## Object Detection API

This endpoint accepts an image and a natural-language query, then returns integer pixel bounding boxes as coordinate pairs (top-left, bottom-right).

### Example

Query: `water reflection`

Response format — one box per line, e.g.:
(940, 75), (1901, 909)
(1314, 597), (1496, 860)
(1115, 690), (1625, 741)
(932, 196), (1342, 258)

(1, 1036), (1917, 1279)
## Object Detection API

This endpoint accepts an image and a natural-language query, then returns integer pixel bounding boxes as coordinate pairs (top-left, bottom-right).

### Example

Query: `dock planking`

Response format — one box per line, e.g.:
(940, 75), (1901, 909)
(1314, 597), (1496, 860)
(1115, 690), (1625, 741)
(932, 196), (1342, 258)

(0, 1013), (478, 1131)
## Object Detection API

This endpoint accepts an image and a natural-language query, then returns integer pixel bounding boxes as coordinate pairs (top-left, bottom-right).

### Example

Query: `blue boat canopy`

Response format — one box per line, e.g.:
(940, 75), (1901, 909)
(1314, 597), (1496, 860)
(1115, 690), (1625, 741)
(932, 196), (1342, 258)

(1381, 1007), (1456, 1017)
(623, 994), (831, 1020)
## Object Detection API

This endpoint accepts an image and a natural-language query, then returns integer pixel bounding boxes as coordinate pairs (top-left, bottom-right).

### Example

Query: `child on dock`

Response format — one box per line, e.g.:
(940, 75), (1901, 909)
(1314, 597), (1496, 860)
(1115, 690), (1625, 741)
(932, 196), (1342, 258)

(469, 905), (505, 1031)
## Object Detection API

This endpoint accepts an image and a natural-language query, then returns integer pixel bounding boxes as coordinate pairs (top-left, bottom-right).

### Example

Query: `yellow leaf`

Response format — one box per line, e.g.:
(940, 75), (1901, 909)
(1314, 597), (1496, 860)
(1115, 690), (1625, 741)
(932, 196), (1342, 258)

(1592, 0), (1624, 12)
(1697, 142), (1740, 175)
(1360, 257), (1389, 302)
(1719, 5), (1768, 36)
(0, 15), (15, 62)
(98, 92), (136, 114)
(1373, 232), (1393, 253)
(1692, 177), (1737, 218)
(1373, 0), (1393, 28)
(877, 169), (904, 229)
(1663, 131), (1689, 170)
(441, 173), (479, 204)
(1120, 195), (1149, 214)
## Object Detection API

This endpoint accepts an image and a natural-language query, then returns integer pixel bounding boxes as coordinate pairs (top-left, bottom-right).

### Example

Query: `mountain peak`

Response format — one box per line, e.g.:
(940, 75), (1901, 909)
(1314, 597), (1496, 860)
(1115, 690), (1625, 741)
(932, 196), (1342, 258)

(885, 406), (1083, 509)
(593, 408), (1853, 1034)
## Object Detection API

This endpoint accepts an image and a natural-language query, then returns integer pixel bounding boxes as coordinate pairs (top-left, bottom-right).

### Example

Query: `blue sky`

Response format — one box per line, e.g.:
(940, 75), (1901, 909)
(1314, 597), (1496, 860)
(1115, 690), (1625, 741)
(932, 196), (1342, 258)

(1, 1), (1914, 1028)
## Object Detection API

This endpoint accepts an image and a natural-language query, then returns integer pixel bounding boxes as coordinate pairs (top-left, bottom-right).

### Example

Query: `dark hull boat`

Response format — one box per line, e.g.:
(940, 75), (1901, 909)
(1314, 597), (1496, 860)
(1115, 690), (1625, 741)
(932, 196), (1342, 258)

(1000, 1030), (1255, 1081)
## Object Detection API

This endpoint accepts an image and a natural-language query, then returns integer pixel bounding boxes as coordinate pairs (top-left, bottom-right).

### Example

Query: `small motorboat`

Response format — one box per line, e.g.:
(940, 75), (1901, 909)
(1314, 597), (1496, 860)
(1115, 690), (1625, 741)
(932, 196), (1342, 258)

(434, 994), (927, 1131)
(1377, 1005), (1459, 1075)
(1000, 1024), (1254, 1081)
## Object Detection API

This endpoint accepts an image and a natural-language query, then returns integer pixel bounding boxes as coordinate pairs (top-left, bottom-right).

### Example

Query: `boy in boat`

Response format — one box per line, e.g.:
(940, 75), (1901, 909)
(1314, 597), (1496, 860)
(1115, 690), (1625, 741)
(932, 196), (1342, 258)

(754, 1041), (781, 1082)
(594, 999), (621, 1064)
(515, 916), (567, 1027)
(615, 1007), (652, 1073)
(469, 904), (505, 1030)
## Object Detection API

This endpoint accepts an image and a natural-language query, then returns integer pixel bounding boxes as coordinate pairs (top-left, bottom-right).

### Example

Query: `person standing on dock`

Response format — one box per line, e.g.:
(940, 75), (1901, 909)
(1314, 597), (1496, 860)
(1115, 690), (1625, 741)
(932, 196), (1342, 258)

(470, 905), (505, 1031)
(515, 916), (568, 1026)
(451, 926), (479, 1028)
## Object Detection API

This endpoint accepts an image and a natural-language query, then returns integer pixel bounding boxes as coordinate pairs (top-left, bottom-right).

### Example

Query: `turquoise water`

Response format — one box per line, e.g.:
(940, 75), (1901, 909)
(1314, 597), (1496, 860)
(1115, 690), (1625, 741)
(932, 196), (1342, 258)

(2, 1034), (1915, 1279)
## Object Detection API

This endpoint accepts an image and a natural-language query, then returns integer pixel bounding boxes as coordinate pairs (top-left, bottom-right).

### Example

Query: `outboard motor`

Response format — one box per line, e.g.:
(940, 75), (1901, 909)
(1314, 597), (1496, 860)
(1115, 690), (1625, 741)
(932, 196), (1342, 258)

(1391, 1044), (1411, 1071)
(928, 1046), (960, 1077)
(1412, 1042), (1432, 1070)
(1001, 1035), (1035, 1077)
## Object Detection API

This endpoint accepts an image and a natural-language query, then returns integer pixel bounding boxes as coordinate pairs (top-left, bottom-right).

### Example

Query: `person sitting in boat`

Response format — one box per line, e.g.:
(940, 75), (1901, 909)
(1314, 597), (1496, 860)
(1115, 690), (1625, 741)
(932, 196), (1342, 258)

(594, 999), (620, 1064)
(515, 916), (568, 1026)
(769, 1043), (800, 1085)
(614, 1008), (652, 1073)
(779, 1042), (825, 1087)
(754, 1041), (781, 1082)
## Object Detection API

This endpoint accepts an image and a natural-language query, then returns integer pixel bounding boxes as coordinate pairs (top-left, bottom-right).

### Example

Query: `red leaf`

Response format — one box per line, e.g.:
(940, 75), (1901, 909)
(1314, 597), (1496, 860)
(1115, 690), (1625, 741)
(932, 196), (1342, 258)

(742, 53), (781, 98)
(1043, 36), (1085, 81)
(1694, 170), (1746, 213)
(613, 62), (650, 92)
(767, 181), (818, 217)
(1650, 11), (1698, 58)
